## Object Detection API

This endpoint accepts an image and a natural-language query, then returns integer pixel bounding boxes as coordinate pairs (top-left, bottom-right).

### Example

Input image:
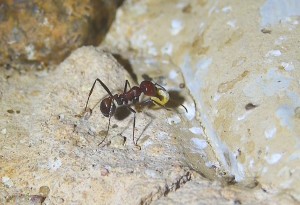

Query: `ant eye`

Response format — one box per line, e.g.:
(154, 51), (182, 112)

(140, 80), (156, 96)
(100, 98), (116, 117)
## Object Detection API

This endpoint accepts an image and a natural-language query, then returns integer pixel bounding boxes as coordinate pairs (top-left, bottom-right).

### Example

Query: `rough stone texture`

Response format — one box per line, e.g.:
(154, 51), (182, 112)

(1, 0), (300, 204)
(154, 174), (297, 205)
(0, 46), (297, 204)
(0, 0), (122, 71)
(1, 46), (295, 205)
(102, 0), (300, 203)
(0, 47), (193, 204)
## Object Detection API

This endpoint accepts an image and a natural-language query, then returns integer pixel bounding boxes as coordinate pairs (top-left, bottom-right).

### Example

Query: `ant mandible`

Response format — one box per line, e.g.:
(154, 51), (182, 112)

(84, 78), (187, 146)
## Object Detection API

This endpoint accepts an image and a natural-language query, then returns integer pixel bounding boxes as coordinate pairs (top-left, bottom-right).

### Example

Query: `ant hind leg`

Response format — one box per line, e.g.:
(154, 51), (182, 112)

(98, 115), (112, 146)
(127, 106), (139, 147)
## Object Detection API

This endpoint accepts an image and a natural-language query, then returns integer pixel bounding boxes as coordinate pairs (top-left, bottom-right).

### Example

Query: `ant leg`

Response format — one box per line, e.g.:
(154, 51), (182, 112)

(142, 98), (188, 113)
(135, 111), (154, 144)
(124, 80), (132, 93)
(152, 99), (188, 113)
(152, 100), (172, 111)
(127, 106), (137, 145)
(154, 83), (167, 91)
(85, 78), (114, 111)
(97, 114), (112, 146)
(98, 101), (116, 146)
(142, 99), (172, 111)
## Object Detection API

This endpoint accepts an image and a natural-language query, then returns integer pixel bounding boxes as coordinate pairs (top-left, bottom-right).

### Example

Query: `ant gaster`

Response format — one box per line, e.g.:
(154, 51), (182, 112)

(84, 78), (187, 146)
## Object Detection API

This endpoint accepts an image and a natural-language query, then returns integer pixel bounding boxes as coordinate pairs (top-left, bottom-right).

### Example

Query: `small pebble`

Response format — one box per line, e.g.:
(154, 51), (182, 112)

(101, 168), (109, 176)
(261, 28), (271, 34)
(2, 176), (13, 188)
(88, 127), (96, 136)
(99, 130), (108, 136)
(110, 135), (126, 148)
(245, 103), (258, 110)
(133, 144), (141, 151)
(30, 195), (46, 204)
(57, 114), (64, 120)
(83, 108), (92, 120)
(39, 186), (50, 197)
(7, 109), (14, 114)
(1, 128), (7, 135)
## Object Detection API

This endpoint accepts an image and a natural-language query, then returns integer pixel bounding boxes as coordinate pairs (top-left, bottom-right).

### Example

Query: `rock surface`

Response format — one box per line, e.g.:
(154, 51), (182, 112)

(0, 0), (122, 71)
(0, 47), (193, 204)
(0, 46), (296, 204)
(102, 0), (300, 203)
(1, 0), (300, 204)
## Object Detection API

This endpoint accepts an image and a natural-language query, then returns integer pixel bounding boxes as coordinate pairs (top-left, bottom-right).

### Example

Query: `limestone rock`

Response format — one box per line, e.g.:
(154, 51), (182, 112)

(103, 0), (300, 203)
(0, 47), (192, 204)
(1, 0), (300, 204)
(0, 0), (121, 71)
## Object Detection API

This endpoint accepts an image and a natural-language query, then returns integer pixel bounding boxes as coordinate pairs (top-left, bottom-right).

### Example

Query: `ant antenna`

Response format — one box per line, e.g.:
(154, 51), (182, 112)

(180, 104), (188, 113)
(154, 83), (167, 91)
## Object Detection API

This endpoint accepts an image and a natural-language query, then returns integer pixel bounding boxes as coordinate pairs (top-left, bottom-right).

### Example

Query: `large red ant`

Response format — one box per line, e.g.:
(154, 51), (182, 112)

(84, 78), (187, 146)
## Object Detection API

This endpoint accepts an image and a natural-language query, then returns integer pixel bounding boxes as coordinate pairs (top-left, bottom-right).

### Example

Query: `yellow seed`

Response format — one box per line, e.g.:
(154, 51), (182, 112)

(150, 89), (170, 108)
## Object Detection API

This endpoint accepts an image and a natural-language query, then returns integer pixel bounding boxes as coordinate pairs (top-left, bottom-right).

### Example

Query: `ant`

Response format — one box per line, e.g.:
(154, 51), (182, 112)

(83, 78), (187, 146)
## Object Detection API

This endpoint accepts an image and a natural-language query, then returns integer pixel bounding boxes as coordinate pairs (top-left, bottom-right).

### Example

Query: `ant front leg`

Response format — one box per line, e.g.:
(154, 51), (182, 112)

(84, 78), (114, 111)
(142, 99), (172, 111)
(154, 83), (167, 91)
(123, 80), (131, 93)
(149, 98), (188, 113)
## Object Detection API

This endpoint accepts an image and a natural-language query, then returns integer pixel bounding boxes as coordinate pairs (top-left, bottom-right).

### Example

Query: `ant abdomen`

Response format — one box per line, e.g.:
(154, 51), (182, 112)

(100, 98), (116, 117)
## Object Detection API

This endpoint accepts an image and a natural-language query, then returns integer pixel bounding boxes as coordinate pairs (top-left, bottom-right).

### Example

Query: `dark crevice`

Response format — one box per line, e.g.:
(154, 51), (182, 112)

(112, 53), (138, 83)
(139, 170), (192, 205)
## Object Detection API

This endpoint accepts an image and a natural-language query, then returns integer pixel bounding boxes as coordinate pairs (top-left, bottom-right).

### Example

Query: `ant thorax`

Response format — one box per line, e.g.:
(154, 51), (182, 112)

(150, 88), (170, 109)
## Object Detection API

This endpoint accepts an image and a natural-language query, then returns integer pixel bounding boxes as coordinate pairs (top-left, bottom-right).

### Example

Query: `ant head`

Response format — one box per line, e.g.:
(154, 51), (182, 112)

(140, 80), (157, 96)
(100, 97), (116, 117)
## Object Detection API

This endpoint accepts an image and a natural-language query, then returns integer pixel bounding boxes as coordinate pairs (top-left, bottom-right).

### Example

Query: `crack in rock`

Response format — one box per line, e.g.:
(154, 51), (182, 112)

(139, 171), (192, 205)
